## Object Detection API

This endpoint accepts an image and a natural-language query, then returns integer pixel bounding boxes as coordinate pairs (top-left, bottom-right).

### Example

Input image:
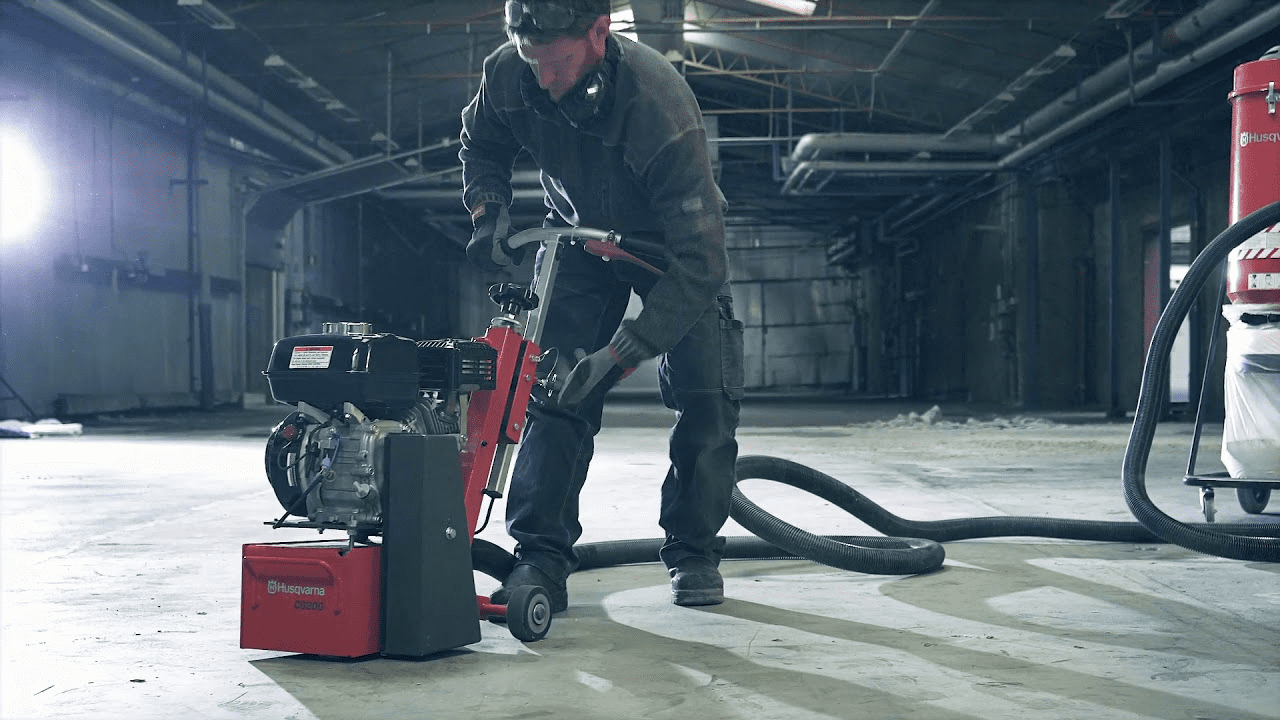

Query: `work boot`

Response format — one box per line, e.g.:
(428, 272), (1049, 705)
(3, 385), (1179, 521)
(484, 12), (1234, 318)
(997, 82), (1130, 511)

(491, 562), (568, 613)
(668, 556), (724, 606)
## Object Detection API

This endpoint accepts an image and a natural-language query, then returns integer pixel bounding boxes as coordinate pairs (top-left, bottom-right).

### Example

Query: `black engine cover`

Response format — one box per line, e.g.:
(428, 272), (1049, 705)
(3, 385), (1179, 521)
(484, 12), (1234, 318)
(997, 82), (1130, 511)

(264, 333), (420, 413)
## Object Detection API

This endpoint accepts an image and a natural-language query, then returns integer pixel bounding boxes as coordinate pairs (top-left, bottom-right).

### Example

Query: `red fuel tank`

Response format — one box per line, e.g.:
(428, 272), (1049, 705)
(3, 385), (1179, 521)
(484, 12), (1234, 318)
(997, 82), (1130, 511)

(1227, 49), (1280, 305)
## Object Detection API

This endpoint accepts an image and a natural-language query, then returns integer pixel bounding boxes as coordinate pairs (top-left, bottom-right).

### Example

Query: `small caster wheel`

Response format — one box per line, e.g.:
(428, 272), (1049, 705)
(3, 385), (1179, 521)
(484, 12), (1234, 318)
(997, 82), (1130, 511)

(1200, 486), (1216, 523)
(506, 585), (552, 642)
(1237, 485), (1271, 514)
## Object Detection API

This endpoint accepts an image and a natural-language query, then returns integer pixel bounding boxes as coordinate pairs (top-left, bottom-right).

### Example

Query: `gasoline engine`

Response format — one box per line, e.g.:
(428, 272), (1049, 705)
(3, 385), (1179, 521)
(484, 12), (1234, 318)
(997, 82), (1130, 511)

(261, 321), (497, 534)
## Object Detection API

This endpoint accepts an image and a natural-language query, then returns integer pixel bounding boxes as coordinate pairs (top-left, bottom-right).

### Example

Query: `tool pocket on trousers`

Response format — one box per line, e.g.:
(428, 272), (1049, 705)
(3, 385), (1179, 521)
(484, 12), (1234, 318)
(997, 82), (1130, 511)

(719, 295), (746, 401)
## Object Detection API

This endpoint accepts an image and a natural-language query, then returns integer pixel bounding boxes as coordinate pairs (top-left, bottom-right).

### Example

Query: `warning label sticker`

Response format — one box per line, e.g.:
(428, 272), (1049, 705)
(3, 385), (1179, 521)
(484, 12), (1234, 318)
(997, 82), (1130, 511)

(289, 345), (334, 369)
(1248, 274), (1280, 291)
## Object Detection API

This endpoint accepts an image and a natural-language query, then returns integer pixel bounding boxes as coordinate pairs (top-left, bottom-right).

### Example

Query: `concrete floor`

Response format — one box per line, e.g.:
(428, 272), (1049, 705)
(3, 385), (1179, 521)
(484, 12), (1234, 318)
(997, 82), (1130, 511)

(2, 398), (1278, 720)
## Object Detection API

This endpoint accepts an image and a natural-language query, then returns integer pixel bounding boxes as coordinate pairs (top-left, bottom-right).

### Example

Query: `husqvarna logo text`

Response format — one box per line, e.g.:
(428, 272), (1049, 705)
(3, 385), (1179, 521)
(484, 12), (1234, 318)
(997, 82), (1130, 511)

(266, 579), (325, 596)
(1240, 131), (1280, 147)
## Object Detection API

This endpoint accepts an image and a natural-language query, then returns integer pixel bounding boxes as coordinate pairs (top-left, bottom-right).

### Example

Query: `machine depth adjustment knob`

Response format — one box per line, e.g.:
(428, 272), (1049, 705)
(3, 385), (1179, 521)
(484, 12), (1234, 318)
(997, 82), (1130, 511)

(488, 283), (540, 315)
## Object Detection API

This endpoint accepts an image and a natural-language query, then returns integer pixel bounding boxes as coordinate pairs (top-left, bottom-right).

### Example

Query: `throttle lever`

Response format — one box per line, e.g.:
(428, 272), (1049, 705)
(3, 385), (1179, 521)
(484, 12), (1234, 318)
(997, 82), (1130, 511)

(532, 346), (566, 394)
(582, 238), (665, 276)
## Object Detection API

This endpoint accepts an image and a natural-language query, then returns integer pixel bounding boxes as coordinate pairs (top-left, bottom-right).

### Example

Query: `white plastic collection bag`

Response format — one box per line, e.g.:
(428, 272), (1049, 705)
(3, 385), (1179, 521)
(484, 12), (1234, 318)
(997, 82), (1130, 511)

(1221, 304), (1280, 479)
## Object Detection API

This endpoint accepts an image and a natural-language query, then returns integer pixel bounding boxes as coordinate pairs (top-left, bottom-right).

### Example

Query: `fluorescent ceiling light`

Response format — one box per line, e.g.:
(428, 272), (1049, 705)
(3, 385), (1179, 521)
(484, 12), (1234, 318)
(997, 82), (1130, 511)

(743, 0), (817, 15)
(370, 132), (400, 151)
(176, 0), (236, 30)
(264, 54), (310, 85)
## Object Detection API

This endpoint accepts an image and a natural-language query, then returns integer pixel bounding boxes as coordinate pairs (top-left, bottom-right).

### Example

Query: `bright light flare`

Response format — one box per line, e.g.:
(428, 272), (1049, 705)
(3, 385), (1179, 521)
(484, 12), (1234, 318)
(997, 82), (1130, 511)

(610, 5), (699, 41)
(0, 130), (47, 241)
(743, 0), (817, 15)
(610, 7), (638, 41)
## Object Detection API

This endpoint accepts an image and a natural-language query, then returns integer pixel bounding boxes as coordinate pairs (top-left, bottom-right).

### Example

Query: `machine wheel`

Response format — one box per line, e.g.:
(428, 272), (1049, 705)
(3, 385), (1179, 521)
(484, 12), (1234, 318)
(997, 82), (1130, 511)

(1237, 485), (1271, 514)
(505, 585), (552, 642)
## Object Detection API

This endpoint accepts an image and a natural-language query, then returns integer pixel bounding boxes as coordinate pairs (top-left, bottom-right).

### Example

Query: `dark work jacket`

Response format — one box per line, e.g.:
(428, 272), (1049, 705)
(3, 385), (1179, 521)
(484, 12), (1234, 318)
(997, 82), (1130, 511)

(459, 33), (728, 356)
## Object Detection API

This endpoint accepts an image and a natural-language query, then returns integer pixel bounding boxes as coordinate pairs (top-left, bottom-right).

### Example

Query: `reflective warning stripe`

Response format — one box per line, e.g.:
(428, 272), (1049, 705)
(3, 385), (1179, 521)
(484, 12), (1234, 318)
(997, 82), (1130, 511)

(1241, 248), (1279, 259)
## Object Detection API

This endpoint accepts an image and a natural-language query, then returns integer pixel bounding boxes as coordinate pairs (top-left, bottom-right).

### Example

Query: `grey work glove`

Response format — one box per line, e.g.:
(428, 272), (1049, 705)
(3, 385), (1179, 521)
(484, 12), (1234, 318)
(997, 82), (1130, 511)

(556, 326), (657, 410)
(466, 202), (524, 272)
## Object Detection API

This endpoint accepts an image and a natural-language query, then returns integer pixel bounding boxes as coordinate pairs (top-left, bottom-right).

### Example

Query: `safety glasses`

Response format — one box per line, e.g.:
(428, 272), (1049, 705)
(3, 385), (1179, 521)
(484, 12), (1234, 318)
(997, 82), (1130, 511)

(505, 1), (577, 32)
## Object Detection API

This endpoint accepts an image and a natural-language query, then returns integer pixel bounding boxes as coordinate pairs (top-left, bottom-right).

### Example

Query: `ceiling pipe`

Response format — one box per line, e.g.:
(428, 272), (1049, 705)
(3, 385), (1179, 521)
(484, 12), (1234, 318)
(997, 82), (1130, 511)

(783, 160), (999, 194)
(47, 52), (288, 168)
(863, 0), (1253, 219)
(796, 160), (1000, 174)
(19, 0), (341, 169)
(782, 0), (1279, 195)
(788, 133), (1010, 165)
(996, 0), (1253, 147)
(879, 3), (1280, 226)
(998, 1), (1280, 169)
(67, 0), (352, 165)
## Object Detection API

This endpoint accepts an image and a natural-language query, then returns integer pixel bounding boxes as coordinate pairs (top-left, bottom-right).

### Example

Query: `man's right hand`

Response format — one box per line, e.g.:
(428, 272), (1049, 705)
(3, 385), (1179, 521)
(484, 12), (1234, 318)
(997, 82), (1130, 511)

(466, 202), (523, 271)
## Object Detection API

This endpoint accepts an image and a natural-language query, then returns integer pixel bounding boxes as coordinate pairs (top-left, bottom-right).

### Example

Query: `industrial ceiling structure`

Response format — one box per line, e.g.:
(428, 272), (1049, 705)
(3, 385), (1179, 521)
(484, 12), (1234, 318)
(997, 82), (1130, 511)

(6, 0), (1280, 249)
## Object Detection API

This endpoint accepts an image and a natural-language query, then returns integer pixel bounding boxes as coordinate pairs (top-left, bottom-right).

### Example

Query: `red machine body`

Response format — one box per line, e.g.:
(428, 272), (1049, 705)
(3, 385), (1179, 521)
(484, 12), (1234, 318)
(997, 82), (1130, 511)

(242, 231), (616, 654)
(241, 326), (540, 657)
(459, 324), (541, 538)
(1227, 54), (1280, 305)
(241, 542), (382, 657)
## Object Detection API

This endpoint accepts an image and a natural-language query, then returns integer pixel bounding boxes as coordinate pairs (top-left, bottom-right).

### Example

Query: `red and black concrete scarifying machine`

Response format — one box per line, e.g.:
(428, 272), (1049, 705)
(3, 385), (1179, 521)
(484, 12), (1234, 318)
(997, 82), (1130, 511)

(240, 227), (660, 658)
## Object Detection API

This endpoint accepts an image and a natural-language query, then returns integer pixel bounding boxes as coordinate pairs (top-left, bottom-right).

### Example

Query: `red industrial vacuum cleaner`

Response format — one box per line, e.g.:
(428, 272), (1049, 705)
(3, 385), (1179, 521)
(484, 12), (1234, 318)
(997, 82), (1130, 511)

(1182, 46), (1280, 521)
(240, 228), (659, 657)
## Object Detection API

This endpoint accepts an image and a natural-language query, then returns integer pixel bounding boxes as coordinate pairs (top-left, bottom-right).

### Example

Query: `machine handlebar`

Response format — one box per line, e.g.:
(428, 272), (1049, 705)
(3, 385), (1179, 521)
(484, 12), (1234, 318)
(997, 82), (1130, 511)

(506, 227), (615, 249)
(505, 227), (665, 276)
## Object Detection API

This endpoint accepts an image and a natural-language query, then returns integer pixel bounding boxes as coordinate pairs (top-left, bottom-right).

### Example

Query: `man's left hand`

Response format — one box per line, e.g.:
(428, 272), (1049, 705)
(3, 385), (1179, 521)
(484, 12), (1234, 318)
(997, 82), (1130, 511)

(555, 346), (635, 410)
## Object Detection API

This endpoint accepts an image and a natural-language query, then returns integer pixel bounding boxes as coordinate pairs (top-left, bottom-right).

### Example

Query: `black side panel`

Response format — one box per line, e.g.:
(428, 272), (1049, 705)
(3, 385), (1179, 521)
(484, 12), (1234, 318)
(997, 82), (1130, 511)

(381, 433), (481, 657)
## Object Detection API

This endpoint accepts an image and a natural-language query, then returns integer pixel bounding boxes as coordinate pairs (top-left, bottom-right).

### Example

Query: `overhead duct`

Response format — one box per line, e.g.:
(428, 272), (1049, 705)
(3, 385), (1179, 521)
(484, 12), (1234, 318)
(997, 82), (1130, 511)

(783, 43), (1075, 191)
(882, 3), (1280, 229)
(781, 0), (1278, 195)
(788, 133), (1011, 165)
(997, 2), (1280, 169)
(996, 0), (1253, 147)
(68, 0), (352, 164)
(782, 160), (999, 194)
(20, 0), (347, 169)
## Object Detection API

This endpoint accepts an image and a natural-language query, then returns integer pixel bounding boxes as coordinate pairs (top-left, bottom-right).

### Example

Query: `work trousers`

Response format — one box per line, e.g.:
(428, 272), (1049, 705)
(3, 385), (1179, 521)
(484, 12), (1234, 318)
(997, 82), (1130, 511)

(504, 241), (744, 581)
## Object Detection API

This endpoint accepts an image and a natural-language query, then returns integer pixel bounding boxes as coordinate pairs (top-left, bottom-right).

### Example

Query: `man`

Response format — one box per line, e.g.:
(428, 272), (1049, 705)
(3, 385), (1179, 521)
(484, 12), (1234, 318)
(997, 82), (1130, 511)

(459, 0), (743, 610)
